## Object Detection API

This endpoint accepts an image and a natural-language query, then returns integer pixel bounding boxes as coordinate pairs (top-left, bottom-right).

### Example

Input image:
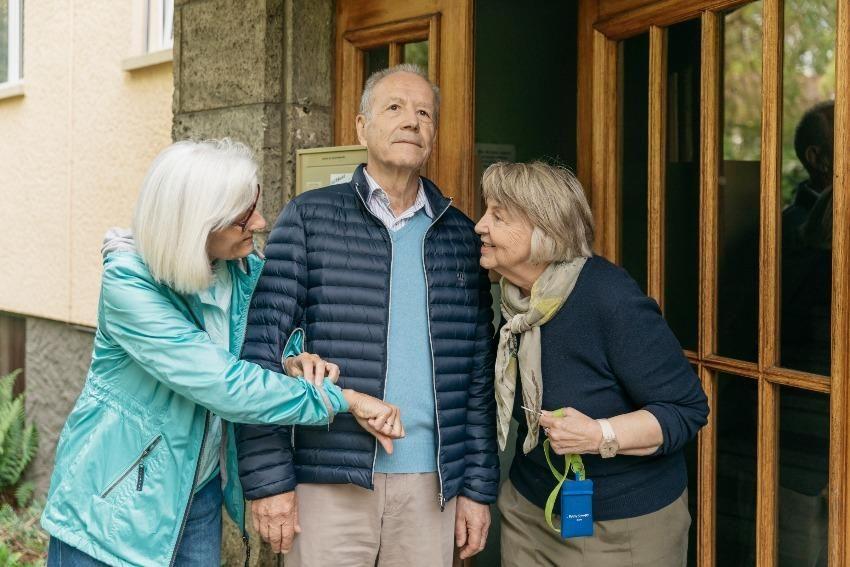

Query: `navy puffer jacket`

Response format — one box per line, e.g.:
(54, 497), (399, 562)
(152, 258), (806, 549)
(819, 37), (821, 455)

(236, 165), (499, 505)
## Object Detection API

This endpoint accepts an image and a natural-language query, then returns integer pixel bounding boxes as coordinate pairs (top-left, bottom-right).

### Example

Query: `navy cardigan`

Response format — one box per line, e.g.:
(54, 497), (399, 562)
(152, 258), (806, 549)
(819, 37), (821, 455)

(236, 165), (499, 505)
(509, 256), (709, 520)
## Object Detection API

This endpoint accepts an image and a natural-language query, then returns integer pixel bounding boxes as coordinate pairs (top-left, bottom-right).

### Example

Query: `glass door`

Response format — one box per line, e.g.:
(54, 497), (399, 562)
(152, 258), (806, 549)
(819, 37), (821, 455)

(591, 0), (850, 564)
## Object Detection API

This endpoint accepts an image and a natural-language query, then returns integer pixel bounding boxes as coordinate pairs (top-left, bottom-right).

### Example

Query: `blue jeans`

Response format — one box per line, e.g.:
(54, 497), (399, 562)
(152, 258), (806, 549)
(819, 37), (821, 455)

(47, 474), (223, 566)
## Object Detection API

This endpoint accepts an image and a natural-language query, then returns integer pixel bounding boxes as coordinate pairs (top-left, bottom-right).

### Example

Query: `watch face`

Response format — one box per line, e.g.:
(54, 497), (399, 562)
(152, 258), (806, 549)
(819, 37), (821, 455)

(600, 440), (618, 458)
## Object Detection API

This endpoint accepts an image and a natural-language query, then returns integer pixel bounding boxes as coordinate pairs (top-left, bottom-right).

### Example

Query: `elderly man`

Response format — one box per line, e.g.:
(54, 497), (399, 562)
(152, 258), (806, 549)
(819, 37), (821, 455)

(236, 63), (498, 566)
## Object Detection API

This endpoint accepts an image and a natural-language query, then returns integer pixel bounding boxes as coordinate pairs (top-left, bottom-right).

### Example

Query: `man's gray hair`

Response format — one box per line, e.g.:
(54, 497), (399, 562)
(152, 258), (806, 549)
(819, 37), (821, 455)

(359, 63), (441, 122)
(482, 161), (595, 263)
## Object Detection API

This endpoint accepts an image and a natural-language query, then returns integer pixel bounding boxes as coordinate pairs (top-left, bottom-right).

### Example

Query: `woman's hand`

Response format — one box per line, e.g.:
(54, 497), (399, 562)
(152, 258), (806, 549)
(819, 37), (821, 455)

(538, 407), (602, 455)
(284, 352), (340, 387)
(343, 390), (404, 454)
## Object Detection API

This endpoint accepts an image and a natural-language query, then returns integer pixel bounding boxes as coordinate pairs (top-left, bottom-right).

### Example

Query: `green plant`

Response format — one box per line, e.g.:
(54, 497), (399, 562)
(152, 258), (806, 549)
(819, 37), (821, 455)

(0, 371), (38, 501)
(0, 498), (47, 566)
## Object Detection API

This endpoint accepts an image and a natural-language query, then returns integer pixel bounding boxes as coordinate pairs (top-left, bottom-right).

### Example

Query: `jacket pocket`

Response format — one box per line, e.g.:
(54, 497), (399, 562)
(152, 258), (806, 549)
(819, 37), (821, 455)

(99, 434), (163, 498)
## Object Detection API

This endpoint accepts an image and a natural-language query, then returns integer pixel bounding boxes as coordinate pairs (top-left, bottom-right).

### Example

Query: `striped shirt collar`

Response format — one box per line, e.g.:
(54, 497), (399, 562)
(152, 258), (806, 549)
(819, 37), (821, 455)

(363, 168), (433, 231)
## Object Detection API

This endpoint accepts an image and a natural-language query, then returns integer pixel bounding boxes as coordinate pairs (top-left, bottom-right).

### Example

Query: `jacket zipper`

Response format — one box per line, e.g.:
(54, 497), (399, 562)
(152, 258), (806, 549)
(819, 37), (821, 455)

(99, 435), (163, 498)
(421, 200), (452, 510)
(353, 182), (394, 488)
(169, 411), (210, 567)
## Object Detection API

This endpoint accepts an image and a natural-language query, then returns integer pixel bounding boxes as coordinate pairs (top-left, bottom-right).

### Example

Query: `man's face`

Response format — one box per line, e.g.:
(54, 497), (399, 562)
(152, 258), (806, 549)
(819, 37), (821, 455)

(356, 72), (437, 174)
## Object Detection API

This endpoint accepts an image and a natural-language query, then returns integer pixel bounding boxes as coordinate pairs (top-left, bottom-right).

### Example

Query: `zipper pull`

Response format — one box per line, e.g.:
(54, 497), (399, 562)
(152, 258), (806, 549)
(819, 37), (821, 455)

(438, 492), (445, 511)
(136, 462), (145, 491)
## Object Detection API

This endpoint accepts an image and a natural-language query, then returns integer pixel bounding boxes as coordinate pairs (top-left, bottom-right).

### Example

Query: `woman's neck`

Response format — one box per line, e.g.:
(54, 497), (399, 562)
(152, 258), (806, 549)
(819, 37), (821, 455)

(503, 262), (549, 297)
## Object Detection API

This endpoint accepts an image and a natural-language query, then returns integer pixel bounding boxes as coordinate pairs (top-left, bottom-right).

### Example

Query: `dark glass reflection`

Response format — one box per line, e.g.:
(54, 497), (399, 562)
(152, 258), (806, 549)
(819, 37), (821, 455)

(779, 0), (835, 376)
(717, 2), (763, 362)
(779, 388), (829, 566)
(664, 19), (701, 352)
(716, 374), (757, 566)
(403, 40), (429, 74)
(363, 46), (389, 85)
(619, 33), (650, 292)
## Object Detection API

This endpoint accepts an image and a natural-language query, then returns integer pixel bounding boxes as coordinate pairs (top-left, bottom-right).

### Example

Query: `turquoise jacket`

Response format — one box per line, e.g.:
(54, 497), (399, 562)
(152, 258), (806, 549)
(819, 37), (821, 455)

(41, 250), (347, 567)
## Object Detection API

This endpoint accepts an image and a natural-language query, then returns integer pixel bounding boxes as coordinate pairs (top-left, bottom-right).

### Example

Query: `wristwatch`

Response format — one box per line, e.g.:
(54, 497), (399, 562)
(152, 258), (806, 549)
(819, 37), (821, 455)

(597, 419), (619, 458)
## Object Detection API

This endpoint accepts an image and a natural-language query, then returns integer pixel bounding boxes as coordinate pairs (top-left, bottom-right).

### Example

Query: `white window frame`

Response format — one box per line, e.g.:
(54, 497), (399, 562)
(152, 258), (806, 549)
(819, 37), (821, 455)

(2, 0), (23, 86)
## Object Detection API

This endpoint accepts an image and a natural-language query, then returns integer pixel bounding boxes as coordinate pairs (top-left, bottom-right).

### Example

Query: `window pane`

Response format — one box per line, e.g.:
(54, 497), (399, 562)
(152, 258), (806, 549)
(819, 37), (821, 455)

(779, 0), (835, 376)
(716, 374), (758, 565)
(163, 0), (174, 49)
(0, 0), (8, 83)
(717, 2), (763, 362)
(779, 388), (829, 566)
(402, 40), (428, 75)
(363, 46), (389, 85)
(664, 19), (701, 351)
(619, 32), (650, 293)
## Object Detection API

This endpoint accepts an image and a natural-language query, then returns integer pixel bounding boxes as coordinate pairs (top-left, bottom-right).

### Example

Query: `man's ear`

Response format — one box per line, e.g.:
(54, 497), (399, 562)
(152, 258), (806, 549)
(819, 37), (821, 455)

(804, 145), (821, 172)
(355, 114), (368, 146)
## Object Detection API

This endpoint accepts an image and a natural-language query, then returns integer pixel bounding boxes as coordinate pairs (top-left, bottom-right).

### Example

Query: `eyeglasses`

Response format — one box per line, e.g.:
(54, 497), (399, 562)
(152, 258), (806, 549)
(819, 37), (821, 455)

(234, 184), (261, 232)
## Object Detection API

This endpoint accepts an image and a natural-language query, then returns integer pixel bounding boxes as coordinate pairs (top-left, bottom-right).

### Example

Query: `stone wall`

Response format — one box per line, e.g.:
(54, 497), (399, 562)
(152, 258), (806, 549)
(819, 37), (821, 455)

(173, 0), (334, 220)
(24, 318), (93, 493)
(172, 0), (334, 563)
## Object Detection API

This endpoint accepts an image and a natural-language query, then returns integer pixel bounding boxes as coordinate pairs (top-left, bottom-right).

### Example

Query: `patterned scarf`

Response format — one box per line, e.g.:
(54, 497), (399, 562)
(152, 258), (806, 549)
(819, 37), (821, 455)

(495, 257), (587, 453)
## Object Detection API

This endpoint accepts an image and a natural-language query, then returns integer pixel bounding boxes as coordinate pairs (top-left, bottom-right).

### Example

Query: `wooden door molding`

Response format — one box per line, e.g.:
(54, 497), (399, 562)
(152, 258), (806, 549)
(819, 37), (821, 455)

(596, 0), (751, 39)
(830, 0), (850, 564)
(335, 0), (474, 216)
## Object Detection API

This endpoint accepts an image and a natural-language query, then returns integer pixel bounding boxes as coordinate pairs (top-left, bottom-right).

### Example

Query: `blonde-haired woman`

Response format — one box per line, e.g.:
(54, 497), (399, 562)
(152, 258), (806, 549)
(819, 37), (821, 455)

(476, 161), (708, 566)
(41, 139), (403, 567)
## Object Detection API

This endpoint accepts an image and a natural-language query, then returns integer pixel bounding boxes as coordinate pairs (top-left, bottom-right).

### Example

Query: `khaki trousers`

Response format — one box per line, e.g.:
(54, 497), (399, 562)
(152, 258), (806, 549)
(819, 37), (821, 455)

(284, 473), (457, 567)
(498, 480), (690, 567)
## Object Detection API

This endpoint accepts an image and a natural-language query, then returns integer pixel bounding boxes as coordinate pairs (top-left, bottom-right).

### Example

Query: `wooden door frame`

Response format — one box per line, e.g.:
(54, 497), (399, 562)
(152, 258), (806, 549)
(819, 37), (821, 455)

(334, 0), (476, 216)
(584, 0), (850, 565)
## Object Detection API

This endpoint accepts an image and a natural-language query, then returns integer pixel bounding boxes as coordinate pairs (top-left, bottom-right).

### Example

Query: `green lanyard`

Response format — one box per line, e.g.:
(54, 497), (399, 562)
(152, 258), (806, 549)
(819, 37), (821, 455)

(542, 410), (586, 532)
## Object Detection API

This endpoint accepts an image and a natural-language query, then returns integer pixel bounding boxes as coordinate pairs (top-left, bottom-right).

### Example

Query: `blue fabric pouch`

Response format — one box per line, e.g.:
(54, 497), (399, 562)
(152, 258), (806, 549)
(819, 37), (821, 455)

(561, 479), (594, 538)
(544, 432), (594, 539)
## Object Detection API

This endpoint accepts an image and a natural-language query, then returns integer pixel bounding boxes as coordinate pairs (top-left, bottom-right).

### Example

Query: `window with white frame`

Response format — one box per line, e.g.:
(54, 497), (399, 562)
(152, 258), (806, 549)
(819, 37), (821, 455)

(146, 0), (173, 52)
(0, 0), (23, 85)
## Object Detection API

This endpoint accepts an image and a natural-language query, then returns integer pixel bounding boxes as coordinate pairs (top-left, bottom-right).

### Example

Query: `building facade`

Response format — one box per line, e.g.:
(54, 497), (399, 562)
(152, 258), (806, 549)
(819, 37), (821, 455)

(0, 0), (173, 490)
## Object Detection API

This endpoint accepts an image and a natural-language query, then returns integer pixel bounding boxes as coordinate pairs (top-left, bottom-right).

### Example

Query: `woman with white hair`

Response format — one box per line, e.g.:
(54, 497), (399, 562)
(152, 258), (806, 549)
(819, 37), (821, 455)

(475, 161), (708, 566)
(41, 139), (403, 566)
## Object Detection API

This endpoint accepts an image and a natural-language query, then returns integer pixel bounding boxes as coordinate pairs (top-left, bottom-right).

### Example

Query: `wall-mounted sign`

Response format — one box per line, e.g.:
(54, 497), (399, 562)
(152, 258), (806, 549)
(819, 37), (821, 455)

(295, 145), (368, 195)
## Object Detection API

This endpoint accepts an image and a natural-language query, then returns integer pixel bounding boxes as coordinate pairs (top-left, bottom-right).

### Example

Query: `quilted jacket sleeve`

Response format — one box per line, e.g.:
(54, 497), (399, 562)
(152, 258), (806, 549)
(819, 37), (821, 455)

(461, 266), (500, 503)
(236, 201), (307, 500)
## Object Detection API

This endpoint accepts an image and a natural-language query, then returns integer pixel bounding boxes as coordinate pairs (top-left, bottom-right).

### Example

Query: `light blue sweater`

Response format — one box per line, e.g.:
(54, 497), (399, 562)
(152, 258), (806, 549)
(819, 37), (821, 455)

(374, 211), (437, 473)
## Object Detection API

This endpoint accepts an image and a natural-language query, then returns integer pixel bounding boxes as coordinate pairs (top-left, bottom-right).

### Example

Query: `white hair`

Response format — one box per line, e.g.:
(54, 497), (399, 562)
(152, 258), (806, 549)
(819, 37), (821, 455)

(359, 63), (441, 122)
(133, 138), (258, 294)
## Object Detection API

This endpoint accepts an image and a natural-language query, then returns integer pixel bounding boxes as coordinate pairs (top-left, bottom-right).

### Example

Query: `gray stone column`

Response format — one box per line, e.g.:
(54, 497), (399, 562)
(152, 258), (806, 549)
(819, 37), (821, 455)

(172, 1), (334, 563)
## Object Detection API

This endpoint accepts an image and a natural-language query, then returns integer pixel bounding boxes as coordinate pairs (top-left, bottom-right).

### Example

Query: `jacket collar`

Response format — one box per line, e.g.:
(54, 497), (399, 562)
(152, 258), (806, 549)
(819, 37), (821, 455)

(350, 163), (451, 220)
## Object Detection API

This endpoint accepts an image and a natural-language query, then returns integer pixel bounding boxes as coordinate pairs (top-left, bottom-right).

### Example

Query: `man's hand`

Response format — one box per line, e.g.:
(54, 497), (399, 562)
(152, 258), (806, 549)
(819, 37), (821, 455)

(250, 492), (300, 554)
(342, 390), (404, 453)
(284, 352), (340, 387)
(455, 496), (491, 559)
